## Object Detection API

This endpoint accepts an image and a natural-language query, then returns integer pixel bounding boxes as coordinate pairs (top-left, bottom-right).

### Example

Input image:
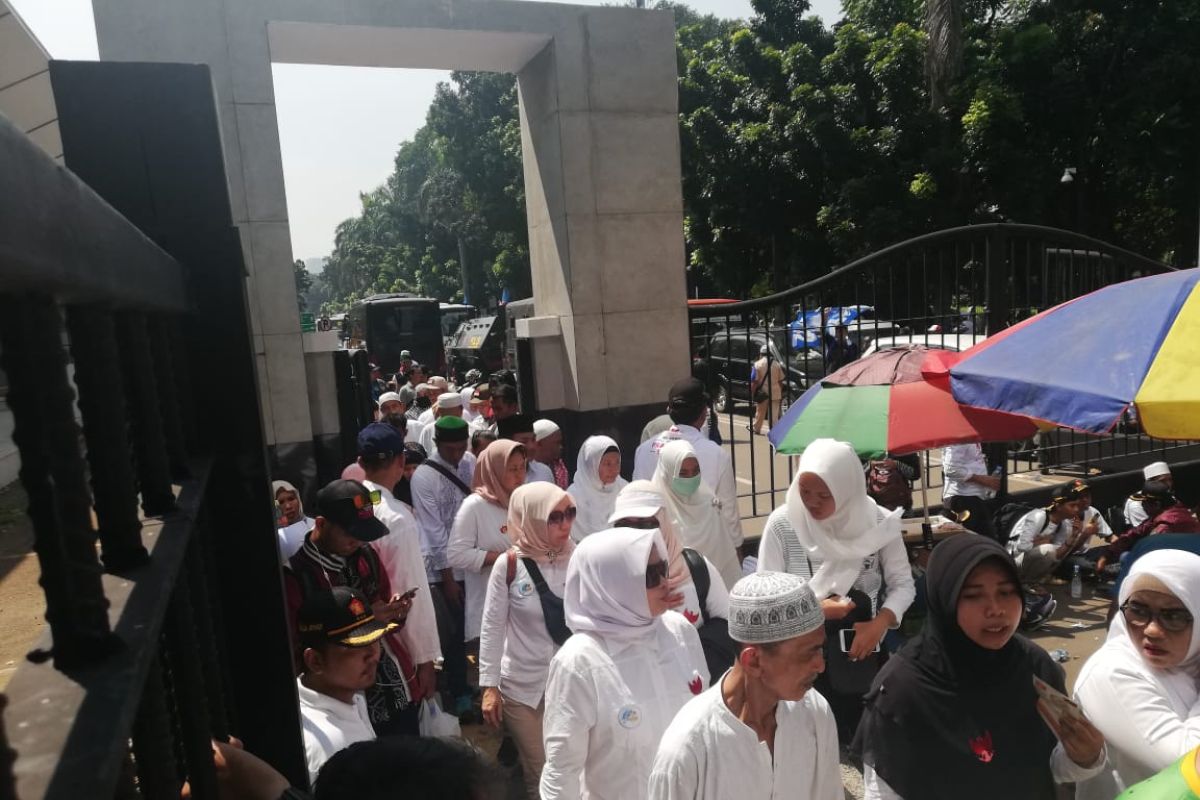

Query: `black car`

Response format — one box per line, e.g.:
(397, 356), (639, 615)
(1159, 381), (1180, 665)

(700, 328), (822, 414)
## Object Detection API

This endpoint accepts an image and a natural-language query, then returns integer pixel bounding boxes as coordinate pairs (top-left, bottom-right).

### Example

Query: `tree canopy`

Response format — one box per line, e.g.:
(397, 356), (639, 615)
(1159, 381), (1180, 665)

(313, 0), (1200, 311)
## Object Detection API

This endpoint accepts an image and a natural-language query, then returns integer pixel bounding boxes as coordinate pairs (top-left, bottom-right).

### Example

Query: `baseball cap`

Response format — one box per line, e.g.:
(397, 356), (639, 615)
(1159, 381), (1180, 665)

(1134, 480), (1176, 506)
(314, 479), (388, 542)
(609, 486), (665, 524)
(357, 423), (406, 461)
(297, 586), (397, 649)
(400, 350), (412, 359)
(668, 377), (708, 410)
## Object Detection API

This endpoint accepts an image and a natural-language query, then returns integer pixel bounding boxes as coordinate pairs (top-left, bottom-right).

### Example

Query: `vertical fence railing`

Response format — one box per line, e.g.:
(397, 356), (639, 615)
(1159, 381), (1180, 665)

(690, 224), (1181, 526)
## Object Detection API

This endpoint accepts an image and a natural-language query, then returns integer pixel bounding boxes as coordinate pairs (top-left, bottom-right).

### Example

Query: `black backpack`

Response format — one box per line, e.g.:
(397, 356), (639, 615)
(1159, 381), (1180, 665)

(993, 502), (1039, 545)
(682, 548), (739, 685)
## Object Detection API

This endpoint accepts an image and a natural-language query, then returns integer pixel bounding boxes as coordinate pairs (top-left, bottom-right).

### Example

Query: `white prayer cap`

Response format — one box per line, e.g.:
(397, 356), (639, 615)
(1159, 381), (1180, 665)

(533, 419), (561, 441)
(436, 392), (464, 410)
(728, 571), (824, 645)
(1144, 461), (1171, 480)
(609, 486), (665, 524)
(377, 392), (403, 407)
(428, 376), (449, 389)
(414, 383), (430, 395)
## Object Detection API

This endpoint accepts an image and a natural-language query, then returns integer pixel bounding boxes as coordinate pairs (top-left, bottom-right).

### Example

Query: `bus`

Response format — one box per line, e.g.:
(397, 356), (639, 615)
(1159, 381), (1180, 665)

(346, 294), (445, 375)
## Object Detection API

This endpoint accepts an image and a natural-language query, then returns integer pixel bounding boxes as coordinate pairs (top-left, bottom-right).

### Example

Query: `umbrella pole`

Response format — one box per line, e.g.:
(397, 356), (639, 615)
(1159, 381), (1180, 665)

(920, 450), (933, 548)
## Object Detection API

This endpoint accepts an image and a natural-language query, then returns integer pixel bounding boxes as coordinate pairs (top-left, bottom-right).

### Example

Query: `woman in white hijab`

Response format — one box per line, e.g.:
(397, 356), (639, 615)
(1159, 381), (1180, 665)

(651, 440), (742, 589)
(273, 480), (313, 560)
(567, 436), (628, 542)
(755, 438), (913, 738)
(540, 527), (709, 800)
(1074, 549), (1200, 799)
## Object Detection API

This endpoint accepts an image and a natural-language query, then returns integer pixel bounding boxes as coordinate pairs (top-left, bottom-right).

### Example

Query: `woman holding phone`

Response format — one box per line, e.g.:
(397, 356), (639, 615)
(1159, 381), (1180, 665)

(1074, 549), (1200, 799)
(855, 534), (1106, 799)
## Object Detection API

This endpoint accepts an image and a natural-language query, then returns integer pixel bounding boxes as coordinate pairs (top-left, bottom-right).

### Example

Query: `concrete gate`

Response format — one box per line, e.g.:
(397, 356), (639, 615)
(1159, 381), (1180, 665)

(92, 0), (691, 471)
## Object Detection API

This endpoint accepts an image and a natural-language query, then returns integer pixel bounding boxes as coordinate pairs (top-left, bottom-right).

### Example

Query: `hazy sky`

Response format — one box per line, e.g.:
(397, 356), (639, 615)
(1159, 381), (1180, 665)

(13, 0), (842, 263)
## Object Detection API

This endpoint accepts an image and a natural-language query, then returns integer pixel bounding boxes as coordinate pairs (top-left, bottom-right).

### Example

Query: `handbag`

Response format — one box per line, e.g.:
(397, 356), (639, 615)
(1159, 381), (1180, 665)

(505, 550), (572, 645)
(682, 548), (739, 684)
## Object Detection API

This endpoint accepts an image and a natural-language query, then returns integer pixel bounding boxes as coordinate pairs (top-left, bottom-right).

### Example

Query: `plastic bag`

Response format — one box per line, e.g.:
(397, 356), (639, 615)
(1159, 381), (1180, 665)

(418, 696), (462, 739)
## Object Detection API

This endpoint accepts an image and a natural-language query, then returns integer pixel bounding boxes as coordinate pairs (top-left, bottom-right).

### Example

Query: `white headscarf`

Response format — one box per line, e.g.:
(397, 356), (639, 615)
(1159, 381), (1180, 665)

(786, 438), (902, 598)
(565, 526), (667, 645)
(567, 436), (628, 541)
(1090, 549), (1200, 710)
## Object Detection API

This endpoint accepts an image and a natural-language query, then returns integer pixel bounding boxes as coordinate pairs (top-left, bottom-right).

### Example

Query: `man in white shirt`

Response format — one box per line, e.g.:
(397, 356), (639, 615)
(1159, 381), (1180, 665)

(356, 423), (440, 705)
(941, 443), (1001, 541)
(1007, 483), (1084, 585)
(634, 378), (744, 551)
(532, 418), (568, 488)
(416, 376), (451, 427)
(410, 415), (477, 714)
(1125, 461), (1172, 527)
(648, 571), (840, 800)
(418, 392), (466, 454)
(296, 586), (390, 783)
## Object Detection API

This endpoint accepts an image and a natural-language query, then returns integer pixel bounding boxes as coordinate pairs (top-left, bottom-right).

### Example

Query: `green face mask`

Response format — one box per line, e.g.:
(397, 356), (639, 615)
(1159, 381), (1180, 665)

(672, 475), (702, 497)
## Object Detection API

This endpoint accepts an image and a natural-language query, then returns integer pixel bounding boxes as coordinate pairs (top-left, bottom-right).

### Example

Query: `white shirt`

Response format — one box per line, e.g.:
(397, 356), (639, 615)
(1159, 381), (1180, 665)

(1125, 496), (1149, 528)
(446, 494), (511, 641)
(478, 551), (569, 708)
(410, 451), (477, 582)
(647, 677), (841, 800)
(363, 480), (442, 665)
(527, 460), (555, 484)
(941, 444), (991, 500)
(540, 613), (710, 800)
(297, 678), (376, 785)
(418, 407), (436, 427)
(633, 424), (744, 547)
(1007, 508), (1074, 555)
(756, 506), (915, 624)
(277, 516), (313, 561)
(1083, 506), (1113, 538)
(1074, 642), (1200, 799)
(418, 421), (436, 454)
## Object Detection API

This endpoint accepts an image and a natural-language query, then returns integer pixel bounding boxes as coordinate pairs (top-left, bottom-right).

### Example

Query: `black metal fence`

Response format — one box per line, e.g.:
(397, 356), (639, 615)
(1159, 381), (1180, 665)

(690, 224), (1195, 522)
(0, 62), (305, 799)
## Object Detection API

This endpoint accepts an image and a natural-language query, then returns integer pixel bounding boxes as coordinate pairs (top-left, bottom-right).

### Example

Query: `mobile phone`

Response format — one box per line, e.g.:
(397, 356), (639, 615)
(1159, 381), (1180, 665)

(391, 588), (419, 603)
(839, 628), (881, 654)
(1032, 675), (1085, 727)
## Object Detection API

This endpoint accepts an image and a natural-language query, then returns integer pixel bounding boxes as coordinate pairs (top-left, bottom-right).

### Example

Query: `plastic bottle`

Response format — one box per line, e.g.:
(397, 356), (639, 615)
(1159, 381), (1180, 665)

(1071, 564), (1083, 600)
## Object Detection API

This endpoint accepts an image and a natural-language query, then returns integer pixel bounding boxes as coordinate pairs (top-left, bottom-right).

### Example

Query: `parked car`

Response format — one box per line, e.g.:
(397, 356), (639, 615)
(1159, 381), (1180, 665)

(788, 305), (907, 353)
(702, 328), (822, 414)
(860, 333), (989, 358)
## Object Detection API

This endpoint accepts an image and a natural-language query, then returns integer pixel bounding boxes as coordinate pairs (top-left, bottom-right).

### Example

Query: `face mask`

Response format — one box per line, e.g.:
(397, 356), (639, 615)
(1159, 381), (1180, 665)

(415, 396), (432, 410)
(672, 475), (702, 497)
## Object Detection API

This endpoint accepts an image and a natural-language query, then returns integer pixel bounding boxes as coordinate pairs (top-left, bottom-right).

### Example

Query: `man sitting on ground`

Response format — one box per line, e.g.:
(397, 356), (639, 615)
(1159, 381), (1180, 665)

(1098, 481), (1200, 572)
(1125, 462), (1172, 527)
(296, 587), (392, 783)
(1006, 482), (1084, 586)
(648, 571), (840, 800)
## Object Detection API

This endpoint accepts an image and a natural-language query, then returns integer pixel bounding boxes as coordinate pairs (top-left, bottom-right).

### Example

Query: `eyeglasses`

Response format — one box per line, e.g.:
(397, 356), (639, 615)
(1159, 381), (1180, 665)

(351, 490), (382, 510)
(612, 517), (659, 530)
(645, 559), (669, 589)
(547, 506), (578, 527)
(1120, 601), (1193, 634)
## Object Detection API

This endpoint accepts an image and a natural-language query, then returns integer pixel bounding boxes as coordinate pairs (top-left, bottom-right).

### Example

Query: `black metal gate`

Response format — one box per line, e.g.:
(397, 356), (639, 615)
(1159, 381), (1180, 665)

(689, 223), (1193, 526)
(0, 61), (306, 799)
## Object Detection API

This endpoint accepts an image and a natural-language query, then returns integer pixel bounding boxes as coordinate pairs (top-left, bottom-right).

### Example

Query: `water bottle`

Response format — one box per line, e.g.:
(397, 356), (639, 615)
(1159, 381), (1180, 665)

(1070, 564), (1082, 600)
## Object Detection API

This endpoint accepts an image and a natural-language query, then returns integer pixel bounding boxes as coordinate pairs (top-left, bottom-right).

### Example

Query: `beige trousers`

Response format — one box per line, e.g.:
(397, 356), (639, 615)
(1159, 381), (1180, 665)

(754, 395), (782, 432)
(502, 694), (545, 799)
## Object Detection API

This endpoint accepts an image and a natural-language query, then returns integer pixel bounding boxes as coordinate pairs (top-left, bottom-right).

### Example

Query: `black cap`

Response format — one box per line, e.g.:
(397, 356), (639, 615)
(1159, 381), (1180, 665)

(315, 479), (388, 542)
(403, 442), (427, 466)
(1048, 481), (1081, 504)
(497, 414), (535, 439)
(1135, 480), (1176, 506)
(668, 377), (709, 409)
(1064, 479), (1091, 499)
(357, 422), (406, 461)
(297, 586), (397, 649)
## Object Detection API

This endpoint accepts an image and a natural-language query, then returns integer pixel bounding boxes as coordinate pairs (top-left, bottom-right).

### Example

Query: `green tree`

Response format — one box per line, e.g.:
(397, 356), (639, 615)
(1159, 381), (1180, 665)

(293, 259), (313, 311)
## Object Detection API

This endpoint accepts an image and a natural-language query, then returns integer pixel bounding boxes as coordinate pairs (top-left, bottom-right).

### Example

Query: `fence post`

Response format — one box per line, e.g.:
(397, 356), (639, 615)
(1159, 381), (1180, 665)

(115, 311), (179, 516)
(985, 226), (1012, 336)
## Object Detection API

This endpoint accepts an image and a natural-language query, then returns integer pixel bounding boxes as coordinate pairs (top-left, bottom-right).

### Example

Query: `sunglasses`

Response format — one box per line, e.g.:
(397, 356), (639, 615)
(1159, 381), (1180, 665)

(351, 490), (383, 510)
(1121, 601), (1193, 634)
(645, 559), (669, 589)
(547, 506), (578, 526)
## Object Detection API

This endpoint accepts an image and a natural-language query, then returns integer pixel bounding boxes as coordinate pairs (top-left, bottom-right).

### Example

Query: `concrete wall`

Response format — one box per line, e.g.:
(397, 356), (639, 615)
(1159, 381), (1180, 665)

(91, 0), (691, 466)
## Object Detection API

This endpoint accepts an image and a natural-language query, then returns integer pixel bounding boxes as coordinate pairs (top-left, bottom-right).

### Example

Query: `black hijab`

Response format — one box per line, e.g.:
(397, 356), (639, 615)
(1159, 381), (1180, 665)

(853, 534), (1065, 800)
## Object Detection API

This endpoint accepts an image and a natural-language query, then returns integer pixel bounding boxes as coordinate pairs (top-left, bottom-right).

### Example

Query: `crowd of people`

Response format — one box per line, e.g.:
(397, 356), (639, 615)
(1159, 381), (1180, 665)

(257, 362), (1200, 800)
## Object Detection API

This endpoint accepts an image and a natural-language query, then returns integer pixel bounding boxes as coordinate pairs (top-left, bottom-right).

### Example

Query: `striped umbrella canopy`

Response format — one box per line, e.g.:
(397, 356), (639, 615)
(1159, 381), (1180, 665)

(950, 268), (1200, 438)
(768, 346), (1037, 458)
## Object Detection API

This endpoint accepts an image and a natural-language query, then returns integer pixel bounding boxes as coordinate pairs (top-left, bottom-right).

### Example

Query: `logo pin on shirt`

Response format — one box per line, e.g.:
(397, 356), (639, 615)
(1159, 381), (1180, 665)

(688, 671), (704, 695)
(969, 731), (994, 763)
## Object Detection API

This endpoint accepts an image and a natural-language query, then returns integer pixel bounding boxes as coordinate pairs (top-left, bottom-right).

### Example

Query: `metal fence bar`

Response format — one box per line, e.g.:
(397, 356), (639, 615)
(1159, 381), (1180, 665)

(116, 312), (179, 517)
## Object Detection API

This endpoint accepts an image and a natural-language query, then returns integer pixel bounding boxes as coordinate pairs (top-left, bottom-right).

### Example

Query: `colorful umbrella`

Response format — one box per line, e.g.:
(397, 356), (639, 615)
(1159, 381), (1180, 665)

(768, 346), (1038, 458)
(950, 268), (1200, 438)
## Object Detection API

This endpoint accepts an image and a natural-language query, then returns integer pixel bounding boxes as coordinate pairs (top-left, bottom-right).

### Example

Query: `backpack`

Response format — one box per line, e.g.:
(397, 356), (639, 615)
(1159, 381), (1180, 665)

(866, 459), (913, 512)
(682, 548), (739, 685)
(993, 502), (1039, 545)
